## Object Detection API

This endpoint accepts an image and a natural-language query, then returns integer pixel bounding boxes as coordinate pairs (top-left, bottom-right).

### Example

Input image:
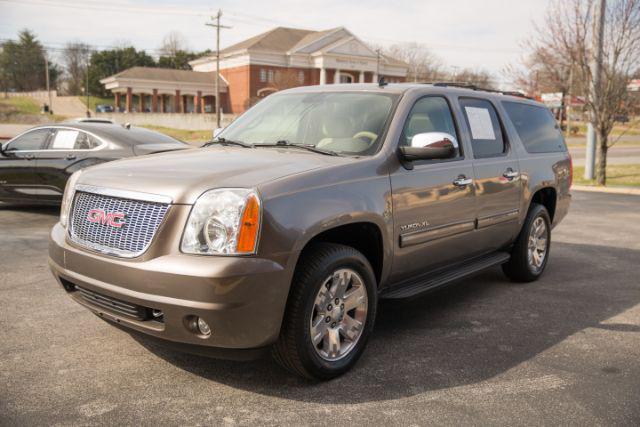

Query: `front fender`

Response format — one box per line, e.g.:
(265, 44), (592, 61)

(258, 173), (394, 287)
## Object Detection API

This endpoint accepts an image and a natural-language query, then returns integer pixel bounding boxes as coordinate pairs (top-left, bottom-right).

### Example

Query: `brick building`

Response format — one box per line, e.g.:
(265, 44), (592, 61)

(101, 26), (409, 115)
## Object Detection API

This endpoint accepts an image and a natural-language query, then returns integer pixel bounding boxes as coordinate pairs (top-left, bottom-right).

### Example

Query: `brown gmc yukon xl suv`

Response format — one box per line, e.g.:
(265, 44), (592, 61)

(49, 83), (572, 380)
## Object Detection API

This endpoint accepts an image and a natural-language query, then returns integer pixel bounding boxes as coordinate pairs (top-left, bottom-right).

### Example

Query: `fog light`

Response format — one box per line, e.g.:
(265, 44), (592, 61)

(197, 317), (211, 336)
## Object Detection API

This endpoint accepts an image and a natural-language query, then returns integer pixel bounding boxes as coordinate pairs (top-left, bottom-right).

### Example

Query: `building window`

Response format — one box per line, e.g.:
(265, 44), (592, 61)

(268, 70), (275, 83)
(259, 68), (267, 82)
(298, 70), (305, 84)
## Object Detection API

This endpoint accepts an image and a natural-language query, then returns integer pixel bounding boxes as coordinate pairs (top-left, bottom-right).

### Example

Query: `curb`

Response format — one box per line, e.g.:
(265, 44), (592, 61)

(572, 185), (640, 196)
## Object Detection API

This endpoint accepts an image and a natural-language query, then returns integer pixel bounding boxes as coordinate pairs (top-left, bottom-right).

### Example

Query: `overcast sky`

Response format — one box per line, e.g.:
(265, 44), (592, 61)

(0, 0), (553, 85)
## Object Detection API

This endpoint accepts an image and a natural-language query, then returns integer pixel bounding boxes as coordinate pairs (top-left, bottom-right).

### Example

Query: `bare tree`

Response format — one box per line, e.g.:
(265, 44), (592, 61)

(530, 0), (640, 185)
(159, 31), (189, 58)
(62, 42), (90, 95)
(273, 69), (304, 91)
(385, 42), (444, 82)
(451, 68), (497, 89)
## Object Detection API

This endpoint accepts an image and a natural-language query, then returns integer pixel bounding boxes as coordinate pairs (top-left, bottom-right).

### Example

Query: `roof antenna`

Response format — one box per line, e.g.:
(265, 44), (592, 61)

(378, 76), (388, 88)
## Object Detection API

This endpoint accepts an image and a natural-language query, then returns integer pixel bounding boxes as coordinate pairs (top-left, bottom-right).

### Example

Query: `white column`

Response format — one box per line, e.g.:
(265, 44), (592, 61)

(319, 67), (326, 85)
(334, 69), (340, 84)
(359, 70), (365, 83)
(372, 73), (378, 83)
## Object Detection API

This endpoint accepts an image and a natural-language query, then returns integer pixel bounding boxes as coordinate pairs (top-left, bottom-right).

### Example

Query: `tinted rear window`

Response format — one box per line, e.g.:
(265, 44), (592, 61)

(502, 102), (566, 153)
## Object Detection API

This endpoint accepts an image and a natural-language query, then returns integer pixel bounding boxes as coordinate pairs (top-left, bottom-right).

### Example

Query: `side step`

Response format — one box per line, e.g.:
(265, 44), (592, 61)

(381, 251), (510, 300)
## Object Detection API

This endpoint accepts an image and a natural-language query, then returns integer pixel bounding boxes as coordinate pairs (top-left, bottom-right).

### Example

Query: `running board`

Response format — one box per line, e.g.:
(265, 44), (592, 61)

(381, 252), (510, 300)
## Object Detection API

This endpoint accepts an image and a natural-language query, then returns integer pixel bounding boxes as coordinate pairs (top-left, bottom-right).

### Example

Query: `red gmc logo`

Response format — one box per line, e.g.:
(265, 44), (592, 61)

(86, 209), (126, 228)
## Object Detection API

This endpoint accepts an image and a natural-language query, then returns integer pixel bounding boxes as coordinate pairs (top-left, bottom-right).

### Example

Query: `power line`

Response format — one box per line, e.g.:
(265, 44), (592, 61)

(1, 0), (522, 54)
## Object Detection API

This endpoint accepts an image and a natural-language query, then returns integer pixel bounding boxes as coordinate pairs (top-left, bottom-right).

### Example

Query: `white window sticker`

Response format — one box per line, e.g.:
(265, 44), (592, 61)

(465, 106), (496, 140)
(52, 130), (79, 149)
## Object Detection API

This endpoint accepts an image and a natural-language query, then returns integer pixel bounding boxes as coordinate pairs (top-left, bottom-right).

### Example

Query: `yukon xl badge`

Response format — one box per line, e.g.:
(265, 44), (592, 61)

(400, 220), (429, 233)
(86, 209), (126, 228)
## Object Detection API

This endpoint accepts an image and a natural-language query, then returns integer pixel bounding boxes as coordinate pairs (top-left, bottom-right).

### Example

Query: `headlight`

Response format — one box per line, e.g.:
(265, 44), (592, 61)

(60, 170), (82, 228)
(181, 188), (261, 255)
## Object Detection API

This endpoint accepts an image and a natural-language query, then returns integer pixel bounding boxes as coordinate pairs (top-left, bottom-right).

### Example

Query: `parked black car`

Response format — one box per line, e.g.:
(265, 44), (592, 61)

(0, 123), (190, 204)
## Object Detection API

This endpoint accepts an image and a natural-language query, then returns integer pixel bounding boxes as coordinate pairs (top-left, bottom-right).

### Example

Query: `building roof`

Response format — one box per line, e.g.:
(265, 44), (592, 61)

(105, 66), (225, 85)
(221, 27), (316, 54)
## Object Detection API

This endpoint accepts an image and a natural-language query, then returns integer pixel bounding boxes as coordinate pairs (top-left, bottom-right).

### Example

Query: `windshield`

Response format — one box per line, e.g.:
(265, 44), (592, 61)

(218, 92), (398, 155)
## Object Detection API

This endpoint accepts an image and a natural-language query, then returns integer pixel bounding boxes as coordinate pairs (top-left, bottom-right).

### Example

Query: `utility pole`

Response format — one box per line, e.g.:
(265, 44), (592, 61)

(375, 48), (381, 83)
(44, 53), (52, 114)
(85, 56), (90, 117)
(585, 0), (606, 180)
(206, 9), (231, 128)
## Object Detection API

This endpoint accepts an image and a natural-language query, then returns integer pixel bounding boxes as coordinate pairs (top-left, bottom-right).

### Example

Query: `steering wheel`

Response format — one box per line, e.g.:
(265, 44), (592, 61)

(352, 131), (378, 147)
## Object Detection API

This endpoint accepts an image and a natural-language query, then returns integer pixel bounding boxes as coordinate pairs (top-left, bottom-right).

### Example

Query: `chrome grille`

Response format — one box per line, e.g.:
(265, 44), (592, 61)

(69, 189), (170, 257)
(75, 285), (148, 320)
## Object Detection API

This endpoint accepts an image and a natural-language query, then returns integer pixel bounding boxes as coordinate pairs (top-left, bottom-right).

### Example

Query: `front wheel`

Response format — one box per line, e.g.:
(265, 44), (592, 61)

(502, 203), (551, 282)
(272, 243), (377, 380)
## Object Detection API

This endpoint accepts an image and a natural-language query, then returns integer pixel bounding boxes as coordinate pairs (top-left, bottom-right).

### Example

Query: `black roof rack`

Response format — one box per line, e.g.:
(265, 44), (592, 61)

(430, 82), (533, 100)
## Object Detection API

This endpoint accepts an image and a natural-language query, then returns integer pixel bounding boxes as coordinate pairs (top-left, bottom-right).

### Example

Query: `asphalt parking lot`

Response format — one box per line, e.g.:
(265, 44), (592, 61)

(1, 190), (639, 425)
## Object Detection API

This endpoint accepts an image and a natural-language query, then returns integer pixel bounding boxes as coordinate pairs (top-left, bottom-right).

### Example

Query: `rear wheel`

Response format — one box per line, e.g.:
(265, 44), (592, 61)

(502, 203), (551, 282)
(272, 243), (377, 380)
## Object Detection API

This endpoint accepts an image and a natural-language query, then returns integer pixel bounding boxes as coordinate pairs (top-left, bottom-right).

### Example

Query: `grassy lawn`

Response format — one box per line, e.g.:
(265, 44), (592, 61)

(573, 164), (640, 187)
(0, 96), (66, 123)
(141, 125), (211, 144)
(79, 96), (114, 112)
(565, 120), (640, 144)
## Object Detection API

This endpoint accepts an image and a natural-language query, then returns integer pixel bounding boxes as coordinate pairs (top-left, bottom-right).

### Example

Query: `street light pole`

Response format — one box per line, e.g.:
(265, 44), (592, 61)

(585, 0), (606, 180)
(206, 10), (231, 128)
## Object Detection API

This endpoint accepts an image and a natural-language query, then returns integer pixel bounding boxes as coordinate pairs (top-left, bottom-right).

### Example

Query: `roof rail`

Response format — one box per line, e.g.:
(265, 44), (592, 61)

(430, 82), (533, 100)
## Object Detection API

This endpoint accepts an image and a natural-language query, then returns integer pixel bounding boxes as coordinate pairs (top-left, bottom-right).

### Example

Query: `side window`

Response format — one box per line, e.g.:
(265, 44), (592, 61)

(75, 132), (101, 149)
(6, 129), (51, 151)
(49, 130), (102, 150)
(459, 98), (505, 158)
(401, 96), (461, 158)
(502, 101), (567, 153)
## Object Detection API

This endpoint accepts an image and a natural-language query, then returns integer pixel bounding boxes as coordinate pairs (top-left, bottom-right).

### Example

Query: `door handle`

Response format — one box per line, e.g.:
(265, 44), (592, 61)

(65, 154), (77, 160)
(453, 176), (473, 187)
(502, 169), (519, 180)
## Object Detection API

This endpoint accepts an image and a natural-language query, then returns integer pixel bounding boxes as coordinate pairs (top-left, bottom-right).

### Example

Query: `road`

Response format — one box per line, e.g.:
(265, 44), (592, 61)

(569, 144), (640, 166)
(1, 192), (640, 425)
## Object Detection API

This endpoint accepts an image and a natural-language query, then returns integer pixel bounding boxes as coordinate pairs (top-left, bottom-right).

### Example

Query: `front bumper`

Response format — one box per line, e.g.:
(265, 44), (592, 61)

(48, 221), (293, 357)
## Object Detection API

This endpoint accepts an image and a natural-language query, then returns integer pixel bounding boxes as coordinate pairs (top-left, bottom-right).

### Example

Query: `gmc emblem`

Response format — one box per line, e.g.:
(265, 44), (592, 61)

(86, 209), (126, 228)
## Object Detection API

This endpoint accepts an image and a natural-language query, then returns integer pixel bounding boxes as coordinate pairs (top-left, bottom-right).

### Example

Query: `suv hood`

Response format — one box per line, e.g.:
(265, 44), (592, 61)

(77, 145), (349, 204)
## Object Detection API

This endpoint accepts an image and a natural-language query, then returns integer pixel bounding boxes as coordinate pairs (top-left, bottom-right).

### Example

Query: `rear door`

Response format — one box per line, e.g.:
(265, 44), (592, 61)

(458, 97), (522, 251)
(0, 128), (52, 202)
(34, 128), (105, 203)
(389, 95), (478, 283)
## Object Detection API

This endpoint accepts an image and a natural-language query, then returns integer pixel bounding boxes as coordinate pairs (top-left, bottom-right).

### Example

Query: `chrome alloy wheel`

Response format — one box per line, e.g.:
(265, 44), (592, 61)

(527, 217), (548, 271)
(309, 268), (368, 361)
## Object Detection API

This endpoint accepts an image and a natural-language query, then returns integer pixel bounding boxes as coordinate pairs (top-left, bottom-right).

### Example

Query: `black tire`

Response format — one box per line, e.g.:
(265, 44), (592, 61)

(272, 243), (378, 380)
(502, 203), (551, 282)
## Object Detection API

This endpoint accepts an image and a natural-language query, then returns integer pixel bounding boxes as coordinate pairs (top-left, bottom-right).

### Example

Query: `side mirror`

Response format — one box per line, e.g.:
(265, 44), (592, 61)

(399, 132), (458, 161)
(213, 128), (223, 139)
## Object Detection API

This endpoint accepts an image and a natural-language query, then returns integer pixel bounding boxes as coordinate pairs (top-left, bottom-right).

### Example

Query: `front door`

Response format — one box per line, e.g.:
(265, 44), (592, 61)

(458, 97), (521, 251)
(0, 128), (52, 202)
(389, 96), (478, 283)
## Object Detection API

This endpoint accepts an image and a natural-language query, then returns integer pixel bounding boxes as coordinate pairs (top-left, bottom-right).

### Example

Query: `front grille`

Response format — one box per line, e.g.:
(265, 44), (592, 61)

(69, 190), (169, 257)
(74, 285), (150, 320)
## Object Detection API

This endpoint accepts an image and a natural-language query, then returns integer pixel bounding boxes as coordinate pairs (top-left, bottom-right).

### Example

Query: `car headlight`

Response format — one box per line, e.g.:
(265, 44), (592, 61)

(60, 170), (82, 228)
(181, 188), (261, 255)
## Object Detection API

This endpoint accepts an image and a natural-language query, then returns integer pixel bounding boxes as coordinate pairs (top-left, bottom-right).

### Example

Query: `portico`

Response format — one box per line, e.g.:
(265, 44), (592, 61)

(100, 67), (228, 113)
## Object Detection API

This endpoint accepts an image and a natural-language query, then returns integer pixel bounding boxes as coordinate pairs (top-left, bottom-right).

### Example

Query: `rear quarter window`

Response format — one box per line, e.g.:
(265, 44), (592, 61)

(502, 101), (567, 153)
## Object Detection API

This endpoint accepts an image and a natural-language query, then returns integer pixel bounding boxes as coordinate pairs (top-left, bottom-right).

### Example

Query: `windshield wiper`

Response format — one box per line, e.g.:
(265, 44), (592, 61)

(202, 137), (254, 148)
(255, 140), (339, 156)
